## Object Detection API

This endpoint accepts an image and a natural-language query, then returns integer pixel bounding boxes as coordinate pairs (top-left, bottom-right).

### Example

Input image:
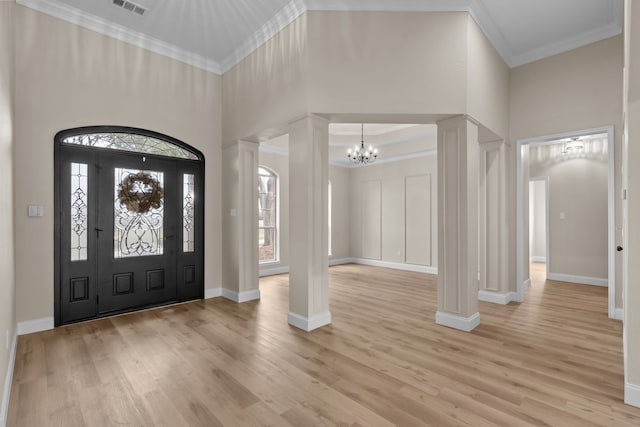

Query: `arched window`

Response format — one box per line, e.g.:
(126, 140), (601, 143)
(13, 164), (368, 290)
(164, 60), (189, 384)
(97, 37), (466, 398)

(258, 167), (279, 263)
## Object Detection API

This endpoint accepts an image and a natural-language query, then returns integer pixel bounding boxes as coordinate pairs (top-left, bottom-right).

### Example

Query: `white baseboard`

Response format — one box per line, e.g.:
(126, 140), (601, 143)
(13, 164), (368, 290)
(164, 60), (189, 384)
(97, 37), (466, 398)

(222, 288), (261, 303)
(204, 287), (222, 299)
(17, 317), (54, 336)
(530, 256), (547, 263)
(547, 272), (608, 287)
(258, 258), (434, 277)
(288, 311), (331, 332)
(207, 287), (260, 303)
(0, 332), (17, 427)
(259, 259), (353, 278)
(435, 311), (480, 332)
(329, 258), (353, 266)
(625, 382), (640, 408)
(259, 266), (289, 277)
(478, 290), (518, 305)
(351, 258), (438, 275)
(522, 278), (531, 291)
(614, 308), (624, 321)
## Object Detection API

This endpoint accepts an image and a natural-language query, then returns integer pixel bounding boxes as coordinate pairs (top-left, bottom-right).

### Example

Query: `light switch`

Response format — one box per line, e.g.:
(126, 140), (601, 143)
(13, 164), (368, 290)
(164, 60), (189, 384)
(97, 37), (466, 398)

(28, 205), (43, 217)
(560, 212), (566, 220)
(230, 208), (237, 217)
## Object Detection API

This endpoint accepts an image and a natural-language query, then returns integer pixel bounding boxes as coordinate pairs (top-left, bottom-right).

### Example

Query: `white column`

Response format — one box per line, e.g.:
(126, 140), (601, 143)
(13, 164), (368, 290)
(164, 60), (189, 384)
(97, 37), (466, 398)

(478, 140), (512, 304)
(221, 140), (259, 302)
(436, 116), (480, 332)
(287, 115), (331, 331)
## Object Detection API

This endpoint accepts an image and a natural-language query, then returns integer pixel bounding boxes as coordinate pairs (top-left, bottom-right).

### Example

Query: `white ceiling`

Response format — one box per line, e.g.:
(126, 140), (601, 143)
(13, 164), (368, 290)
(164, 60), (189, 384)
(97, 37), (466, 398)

(17, 0), (623, 74)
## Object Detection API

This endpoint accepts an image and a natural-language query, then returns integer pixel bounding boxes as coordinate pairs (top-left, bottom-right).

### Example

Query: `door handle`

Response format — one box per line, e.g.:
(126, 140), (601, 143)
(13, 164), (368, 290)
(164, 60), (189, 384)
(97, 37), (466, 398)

(95, 228), (104, 238)
(617, 246), (623, 252)
(164, 235), (175, 241)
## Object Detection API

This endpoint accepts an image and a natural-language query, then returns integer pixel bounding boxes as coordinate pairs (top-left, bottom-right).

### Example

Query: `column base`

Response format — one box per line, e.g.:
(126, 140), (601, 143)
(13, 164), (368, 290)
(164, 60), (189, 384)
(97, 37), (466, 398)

(222, 288), (260, 303)
(288, 311), (331, 332)
(626, 382), (640, 408)
(478, 290), (518, 305)
(435, 311), (480, 332)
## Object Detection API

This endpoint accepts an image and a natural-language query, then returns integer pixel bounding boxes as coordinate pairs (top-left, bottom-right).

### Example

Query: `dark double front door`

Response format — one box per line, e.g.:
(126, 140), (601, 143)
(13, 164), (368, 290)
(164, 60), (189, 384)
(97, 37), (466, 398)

(56, 134), (203, 325)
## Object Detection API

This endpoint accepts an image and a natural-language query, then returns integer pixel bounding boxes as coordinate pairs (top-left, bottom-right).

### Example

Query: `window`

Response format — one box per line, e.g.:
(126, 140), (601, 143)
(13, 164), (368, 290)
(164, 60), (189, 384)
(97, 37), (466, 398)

(258, 167), (278, 263)
(62, 131), (199, 160)
(328, 180), (332, 256)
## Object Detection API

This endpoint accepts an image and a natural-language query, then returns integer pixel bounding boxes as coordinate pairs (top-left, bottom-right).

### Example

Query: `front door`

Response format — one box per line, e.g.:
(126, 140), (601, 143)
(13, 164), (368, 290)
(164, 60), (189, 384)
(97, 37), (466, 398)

(55, 127), (204, 325)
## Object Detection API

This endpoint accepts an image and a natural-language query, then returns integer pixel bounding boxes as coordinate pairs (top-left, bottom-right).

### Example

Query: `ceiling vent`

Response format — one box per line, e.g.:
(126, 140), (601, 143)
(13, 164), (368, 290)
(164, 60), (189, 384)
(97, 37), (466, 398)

(112, 0), (146, 16)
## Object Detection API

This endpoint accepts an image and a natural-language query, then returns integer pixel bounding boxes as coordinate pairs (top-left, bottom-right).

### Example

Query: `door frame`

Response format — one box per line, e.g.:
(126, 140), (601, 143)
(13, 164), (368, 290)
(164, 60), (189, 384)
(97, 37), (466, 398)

(516, 125), (616, 319)
(54, 126), (205, 326)
(528, 176), (550, 279)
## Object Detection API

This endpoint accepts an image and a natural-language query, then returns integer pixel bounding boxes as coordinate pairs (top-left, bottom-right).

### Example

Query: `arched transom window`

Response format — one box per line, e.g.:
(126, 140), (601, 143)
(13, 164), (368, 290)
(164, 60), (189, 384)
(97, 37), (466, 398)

(62, 131), (200, 160)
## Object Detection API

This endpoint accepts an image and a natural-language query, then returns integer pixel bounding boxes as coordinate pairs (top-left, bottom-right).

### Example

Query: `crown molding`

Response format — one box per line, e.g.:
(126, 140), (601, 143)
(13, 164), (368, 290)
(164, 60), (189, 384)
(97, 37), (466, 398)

(261, 144), (436, 168)
(329, 128), (437, 148)
(219, 0), (307, 73)
(16, 0), (223, 74)
(330, 123), (419, 137)
(332, 148), (437, 168)
(471, 0), (623, 68)
(509, 20), (623, 68)
(17, 0), (624, 75)
(221, 0), (473, 72)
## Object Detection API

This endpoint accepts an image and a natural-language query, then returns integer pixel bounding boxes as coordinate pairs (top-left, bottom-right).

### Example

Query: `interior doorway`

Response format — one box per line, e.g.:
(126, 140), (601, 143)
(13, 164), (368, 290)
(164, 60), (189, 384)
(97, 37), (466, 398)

(516, 126), (616, 318)
(529, 177), (549, 280)
(54, 127), (205, 325)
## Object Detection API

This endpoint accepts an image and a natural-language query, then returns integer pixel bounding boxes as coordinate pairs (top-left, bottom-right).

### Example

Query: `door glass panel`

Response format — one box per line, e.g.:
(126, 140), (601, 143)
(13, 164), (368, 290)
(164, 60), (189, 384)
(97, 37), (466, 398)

(114, 168), (164, 258)
(71, 162), (88, 261)
(183, 173), (195, 252)
(63, 133), (199, 160)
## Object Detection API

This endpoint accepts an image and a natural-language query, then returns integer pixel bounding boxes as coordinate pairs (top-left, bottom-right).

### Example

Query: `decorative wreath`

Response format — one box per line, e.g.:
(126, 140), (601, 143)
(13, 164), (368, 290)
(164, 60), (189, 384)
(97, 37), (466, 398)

(117, 172), (164, 214)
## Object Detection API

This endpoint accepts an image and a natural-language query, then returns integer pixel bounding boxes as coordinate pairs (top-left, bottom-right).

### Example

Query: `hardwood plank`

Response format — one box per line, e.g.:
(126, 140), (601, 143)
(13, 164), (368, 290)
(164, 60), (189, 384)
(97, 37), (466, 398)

(6, 262), (640, 426)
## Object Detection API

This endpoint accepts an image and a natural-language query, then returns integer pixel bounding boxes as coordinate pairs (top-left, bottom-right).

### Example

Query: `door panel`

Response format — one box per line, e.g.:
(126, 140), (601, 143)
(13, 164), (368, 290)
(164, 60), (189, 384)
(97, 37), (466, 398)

(59, 149), (98, 323)
(176, 164), (204, 301)
(97, 153), (177, 314)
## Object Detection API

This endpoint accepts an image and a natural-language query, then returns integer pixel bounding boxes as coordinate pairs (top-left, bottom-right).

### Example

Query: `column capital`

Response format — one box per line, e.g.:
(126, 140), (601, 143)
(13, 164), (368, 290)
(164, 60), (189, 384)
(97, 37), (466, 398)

(289, 114), (330, 130)
(436, 115), (472, 129)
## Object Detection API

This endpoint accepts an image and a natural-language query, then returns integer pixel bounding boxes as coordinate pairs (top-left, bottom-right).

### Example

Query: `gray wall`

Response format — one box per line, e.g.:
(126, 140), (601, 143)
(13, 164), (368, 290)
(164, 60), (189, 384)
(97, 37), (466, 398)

(258, 151), (437, 273)
(350, 156), (437, 267)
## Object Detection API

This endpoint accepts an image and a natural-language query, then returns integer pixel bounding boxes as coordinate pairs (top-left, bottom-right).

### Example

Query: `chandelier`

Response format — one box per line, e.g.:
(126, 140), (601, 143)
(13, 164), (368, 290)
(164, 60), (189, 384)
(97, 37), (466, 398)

(561, 137), (585, 154)
(347, 123), (378, 165)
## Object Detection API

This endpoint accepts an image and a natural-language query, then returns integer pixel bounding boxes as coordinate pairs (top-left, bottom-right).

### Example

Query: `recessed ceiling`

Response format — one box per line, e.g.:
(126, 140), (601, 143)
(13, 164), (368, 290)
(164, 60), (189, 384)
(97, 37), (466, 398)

(330, 124), (418, 136)
(260, 123), (438, 167)
(17, 0), (623, 73)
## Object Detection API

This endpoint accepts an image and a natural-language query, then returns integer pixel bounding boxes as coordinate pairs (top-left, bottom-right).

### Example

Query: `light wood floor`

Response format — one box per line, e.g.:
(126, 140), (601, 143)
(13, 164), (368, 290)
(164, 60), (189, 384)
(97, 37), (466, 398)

(7, 263), (640, 426)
